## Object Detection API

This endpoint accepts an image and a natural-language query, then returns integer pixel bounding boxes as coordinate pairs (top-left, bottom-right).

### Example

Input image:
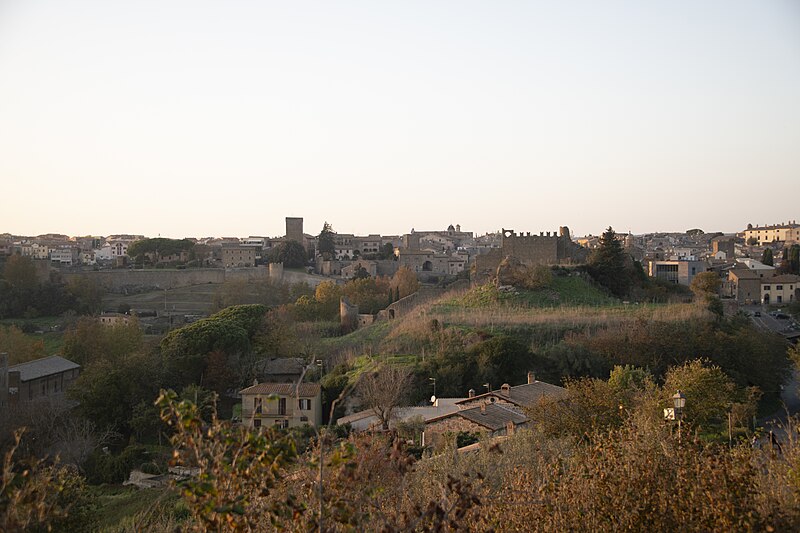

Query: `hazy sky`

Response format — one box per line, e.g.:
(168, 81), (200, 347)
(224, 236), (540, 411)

(1, 1), (798, 239)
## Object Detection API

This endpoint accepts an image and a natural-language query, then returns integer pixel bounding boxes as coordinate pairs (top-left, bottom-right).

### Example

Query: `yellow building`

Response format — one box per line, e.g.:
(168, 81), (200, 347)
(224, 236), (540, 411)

(744, 222), (800, 245)
(239, 382), (322, 429)
(761, 275), (800, 305)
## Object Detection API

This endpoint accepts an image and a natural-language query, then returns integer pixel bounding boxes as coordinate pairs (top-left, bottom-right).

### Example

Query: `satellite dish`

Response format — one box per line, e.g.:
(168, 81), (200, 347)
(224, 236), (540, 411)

(430, 395), (437, 404)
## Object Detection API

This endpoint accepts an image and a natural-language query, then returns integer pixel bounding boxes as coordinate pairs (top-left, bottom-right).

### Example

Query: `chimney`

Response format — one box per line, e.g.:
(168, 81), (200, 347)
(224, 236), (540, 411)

(506, 421), (515, 436)
(500, 383), (511, 397)
(480, 402), (486, 414)
(468, 389), (475, 398)
(527, 371), (536, 384)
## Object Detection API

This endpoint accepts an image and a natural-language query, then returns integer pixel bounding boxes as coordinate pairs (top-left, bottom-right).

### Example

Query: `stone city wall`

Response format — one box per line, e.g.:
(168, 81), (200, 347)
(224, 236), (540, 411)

(63, 265), (328, 292)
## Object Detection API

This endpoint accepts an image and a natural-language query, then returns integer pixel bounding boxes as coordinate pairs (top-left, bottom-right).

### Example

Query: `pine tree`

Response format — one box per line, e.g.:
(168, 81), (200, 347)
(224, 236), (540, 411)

(317, 222), (336, 260)
(587, 227), (630, 298)
(761, 248), (773, 266)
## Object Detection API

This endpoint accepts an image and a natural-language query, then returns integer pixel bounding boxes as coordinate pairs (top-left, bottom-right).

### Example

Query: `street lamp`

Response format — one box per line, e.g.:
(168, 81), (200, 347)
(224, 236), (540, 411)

(672, 390), (686, 442)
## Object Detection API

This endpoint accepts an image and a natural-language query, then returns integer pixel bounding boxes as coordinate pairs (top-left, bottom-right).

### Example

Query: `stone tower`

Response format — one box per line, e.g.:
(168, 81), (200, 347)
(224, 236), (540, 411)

(285, 217), (304, 244)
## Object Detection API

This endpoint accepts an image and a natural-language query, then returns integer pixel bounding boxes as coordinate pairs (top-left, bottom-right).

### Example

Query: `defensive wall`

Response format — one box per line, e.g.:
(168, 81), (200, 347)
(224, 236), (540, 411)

(473, 226), (587, 281)
(62, 265), (329, 293)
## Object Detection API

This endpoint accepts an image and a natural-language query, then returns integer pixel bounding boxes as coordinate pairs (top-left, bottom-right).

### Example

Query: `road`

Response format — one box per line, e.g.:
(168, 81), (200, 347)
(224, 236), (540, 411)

(744, 305), (800, 440)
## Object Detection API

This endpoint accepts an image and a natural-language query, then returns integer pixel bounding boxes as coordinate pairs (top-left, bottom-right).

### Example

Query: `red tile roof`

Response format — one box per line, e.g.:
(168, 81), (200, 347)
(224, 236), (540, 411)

(239, 382), (320, 397)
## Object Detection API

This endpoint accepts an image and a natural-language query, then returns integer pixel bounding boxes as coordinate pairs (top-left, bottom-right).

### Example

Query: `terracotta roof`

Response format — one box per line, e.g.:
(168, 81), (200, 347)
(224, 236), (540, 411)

(239, 382), (320, 397)
(9, 355), (80, 382)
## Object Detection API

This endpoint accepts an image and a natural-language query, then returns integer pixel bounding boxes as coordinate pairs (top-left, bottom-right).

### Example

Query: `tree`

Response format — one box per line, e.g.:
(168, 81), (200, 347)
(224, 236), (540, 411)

(662, 359), (741, 428)
(380, 242), (396, 260)
(61, 317), (143, 366)
(357, 364), (412, 430)
(2, 255), (38, 290)
(351, 265), (370, 280)
(690, 272), (721, 300)
(587, 227), (630, 297)
(314, 281), (342, 320)
(70, 352), (163, 438)
(66, 275), (104, 314)
(390, 267), (419, 299)
(762, 248), (774, 266)
(127, 238), (194, 265)
(270, 241), (307, 269)
(0, 325), (46, 364)
(779, 244), (800, 275)
(342, 277), (391, 314)
(317, 222), (336, 260)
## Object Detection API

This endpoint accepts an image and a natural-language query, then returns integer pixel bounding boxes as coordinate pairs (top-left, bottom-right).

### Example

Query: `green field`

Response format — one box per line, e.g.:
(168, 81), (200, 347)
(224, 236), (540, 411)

(102, 283), (222, 315)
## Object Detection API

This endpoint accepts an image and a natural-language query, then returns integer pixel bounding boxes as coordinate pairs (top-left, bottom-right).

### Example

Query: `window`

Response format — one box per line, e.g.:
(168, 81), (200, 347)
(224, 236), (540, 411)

(274, 420), (289, 429)
(764, 286), (771, 291)
(299, 398), (311, 410)
(777, 285), (783, 290)
(254, 397), (263, 414)
(253, 419), (262, 428)
(278, 397), (287, 415)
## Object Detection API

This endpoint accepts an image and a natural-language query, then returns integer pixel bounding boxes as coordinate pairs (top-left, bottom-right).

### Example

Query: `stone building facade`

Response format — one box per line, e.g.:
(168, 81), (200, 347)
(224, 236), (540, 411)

(222, 246), (256, 267)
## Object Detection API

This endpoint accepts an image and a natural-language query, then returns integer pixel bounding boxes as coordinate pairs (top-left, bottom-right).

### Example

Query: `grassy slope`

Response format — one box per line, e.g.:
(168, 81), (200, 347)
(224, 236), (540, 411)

(85, 485), (181, 532)
(441, 276), (618, 309)
(318, 278), (708, 378)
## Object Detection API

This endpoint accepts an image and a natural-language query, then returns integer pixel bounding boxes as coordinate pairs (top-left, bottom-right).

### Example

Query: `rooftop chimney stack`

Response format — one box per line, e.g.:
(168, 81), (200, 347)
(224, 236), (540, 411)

(500, 383), (511, 397)
(480, 402), (486, 414)
(527, 371), (536, 384)
(468, 389), (475, 398)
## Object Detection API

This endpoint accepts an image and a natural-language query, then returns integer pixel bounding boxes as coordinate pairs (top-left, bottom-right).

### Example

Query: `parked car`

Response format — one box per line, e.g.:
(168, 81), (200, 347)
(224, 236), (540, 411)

(754, 311), (761, 317)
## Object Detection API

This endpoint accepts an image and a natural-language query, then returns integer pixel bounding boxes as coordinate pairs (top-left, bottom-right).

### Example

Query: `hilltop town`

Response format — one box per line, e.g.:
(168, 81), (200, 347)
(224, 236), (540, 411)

(1, 217), (799, 530)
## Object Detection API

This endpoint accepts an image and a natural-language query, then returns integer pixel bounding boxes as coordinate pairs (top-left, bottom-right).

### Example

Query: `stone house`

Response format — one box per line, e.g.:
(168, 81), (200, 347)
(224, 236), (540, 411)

(397, 250), (466, 276)
(455, 373), (566, 415)
(421, 373), (565, 449)
(422, 402), (528, 448)
(240, 382), (322, 429)
(5, 355), (81, 406)
(726, 267), (775, 304)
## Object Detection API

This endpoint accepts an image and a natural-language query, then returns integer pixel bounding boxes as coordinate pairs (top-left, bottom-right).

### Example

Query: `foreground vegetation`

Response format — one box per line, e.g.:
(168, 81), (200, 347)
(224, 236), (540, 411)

(6, 353), (800, 531)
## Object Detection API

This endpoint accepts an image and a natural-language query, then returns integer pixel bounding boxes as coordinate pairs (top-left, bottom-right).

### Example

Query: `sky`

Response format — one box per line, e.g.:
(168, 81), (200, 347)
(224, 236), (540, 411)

(1, 1), (798, 239)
